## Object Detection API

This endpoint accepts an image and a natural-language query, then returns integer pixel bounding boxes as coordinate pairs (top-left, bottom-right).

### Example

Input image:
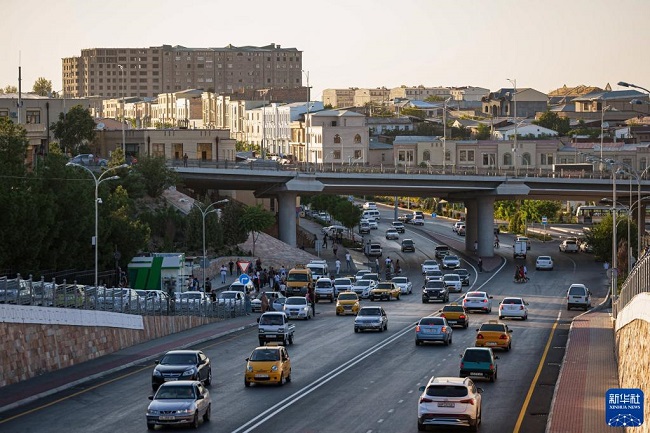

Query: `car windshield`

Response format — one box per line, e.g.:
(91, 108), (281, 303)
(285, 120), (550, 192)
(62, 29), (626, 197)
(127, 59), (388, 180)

(338, 293), (357, 301)
(420, 318), (444, 326)
(180, 293), (202, 300)
(155, 385), (196, 400)
(425, 281), (445, 289)
(335, 279), (351, 285)
(538, 256), (551, 261)
(286, 298), (306, 305)
(376, 283), (393, 289)
(426, 385), (468, 398)
(160, 353), (197, 365)
(287, 273), (309, 282)
(480, 324), (506, 332)
(392, 277), (407, 284)
(259, 315), (284, 325)
(463, 350), (492, 362)
(362, 274), (379, 281)
(444, 275), (459, 281)
(316, 281), (332, 288)
(569, 286), (586, 295)
(446, 255), (458, 260)
(402, 240), (413, 245)
(355, 280), (371, 287)
(456, 269), (469, 276)
(250, 349), (280, 361)
(423, 260), (437, 266)
(444, 306), (464, 312)
(502, 298), (523, 305)
(220, 292), (237, 299)
(359, 308), (381, 316)
(467, 292), (484, 298)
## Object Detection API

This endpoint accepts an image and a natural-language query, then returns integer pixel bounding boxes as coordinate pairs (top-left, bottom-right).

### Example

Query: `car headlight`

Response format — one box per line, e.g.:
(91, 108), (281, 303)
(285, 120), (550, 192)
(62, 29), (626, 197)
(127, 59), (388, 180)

(176, 408), (195, 414)
(271, 365), (278, 371)
(153, 370), (162, 377)
(147, 409), (159, 415)
(247, 365), (253, 372)
(181, 367), (197, 376)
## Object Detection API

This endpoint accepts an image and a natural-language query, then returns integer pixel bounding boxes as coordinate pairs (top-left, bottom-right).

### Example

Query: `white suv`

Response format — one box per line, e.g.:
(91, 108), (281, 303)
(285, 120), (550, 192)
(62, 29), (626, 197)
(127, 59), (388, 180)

(442, 274), (462, 293)
(417, 376), (483, 431)
(315, 278), (335, 302)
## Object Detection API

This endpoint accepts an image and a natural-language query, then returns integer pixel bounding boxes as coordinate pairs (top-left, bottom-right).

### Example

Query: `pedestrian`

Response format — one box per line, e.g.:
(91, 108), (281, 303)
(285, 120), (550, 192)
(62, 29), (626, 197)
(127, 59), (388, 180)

(205, 278), (215, 302)
(333, 244), (338, 257)
(375, 258), (380, 273)
(323, 234), (328, 249)
(260, 292), (269, 313)
(308, 285), (316, 316)
(494, 235), (500, 248)
(478, 257), (483, 273)
(474, 240), (478, 255)
(514, 265), (521, 281)
(220, 265), (227, 283)
(345, 252), (352, 271)
(255, 257), (262, 271)
(229, 260), (234, 276)
(193, 276), (199, 290)
(395, 259), (401, 274)
(523, 265), (528, 280)
(183, 153), (188, 167)
(335, 259), (341, 275)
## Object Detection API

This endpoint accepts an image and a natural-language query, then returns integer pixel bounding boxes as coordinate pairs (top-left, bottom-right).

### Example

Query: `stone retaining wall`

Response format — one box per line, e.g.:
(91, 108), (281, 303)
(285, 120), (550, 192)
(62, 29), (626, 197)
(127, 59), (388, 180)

(0, 315), (218, 388)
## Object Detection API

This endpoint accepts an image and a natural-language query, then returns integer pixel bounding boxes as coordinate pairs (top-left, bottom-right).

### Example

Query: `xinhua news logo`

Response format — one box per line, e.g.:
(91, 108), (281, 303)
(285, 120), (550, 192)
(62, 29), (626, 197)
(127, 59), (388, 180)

(605, 388), (644, 427)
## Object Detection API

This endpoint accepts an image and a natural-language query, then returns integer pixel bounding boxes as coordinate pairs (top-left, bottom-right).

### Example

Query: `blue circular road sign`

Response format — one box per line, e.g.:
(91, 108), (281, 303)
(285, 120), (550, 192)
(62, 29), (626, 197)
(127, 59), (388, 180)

(239, 274), (250, 285)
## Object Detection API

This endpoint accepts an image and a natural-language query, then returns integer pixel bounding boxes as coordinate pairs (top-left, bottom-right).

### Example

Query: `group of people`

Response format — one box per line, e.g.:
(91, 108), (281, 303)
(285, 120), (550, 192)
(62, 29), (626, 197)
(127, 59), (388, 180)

(514, 264), (529, 283)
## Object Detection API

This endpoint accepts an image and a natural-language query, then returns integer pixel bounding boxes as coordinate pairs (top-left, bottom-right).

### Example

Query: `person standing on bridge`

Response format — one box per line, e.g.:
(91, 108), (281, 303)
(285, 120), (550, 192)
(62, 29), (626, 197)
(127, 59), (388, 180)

(183, 153), (188, 167)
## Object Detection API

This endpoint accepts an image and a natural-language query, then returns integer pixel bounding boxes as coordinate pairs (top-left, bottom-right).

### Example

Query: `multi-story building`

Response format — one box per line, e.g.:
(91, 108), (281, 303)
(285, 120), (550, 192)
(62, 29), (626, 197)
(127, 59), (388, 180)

(353, 88), (390, 107)
(481, 88), (548, 119)
(450, 86), (490, 102)
(62, 43), (303, 98)
(389, 86), (451, 102)
(322, 88), (356, 108)
(307, 109), (369, 165)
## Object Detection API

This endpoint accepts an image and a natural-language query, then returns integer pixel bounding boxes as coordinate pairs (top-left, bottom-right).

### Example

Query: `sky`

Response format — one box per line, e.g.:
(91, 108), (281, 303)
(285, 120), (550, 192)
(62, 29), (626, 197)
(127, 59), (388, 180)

(3, 0), (650, 100)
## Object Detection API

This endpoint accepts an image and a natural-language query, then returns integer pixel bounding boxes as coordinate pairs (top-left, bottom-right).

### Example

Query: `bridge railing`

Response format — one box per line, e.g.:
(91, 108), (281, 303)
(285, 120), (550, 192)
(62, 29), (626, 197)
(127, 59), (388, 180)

(613, 251), (650, 318)
(168, 159), (618, 180)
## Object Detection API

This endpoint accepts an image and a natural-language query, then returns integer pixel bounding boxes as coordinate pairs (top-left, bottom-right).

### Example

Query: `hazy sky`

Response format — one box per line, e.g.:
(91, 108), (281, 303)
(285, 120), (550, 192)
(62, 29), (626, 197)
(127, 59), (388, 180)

(3, 0), (650, 99)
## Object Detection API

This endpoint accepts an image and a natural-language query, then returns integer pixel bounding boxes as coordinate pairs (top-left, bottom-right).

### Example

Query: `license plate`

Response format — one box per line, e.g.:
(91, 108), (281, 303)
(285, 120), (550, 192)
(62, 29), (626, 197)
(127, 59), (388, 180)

(448, 321), (457, 324)
(255, 374), (269, 379)
(470, 372), (483, 376)
(486, 342), (497, 346)
(438, 402), (455, 407)
(164, 377), (178, 381)
(265, 334), (276, 338)
(159, 416), (175, 420)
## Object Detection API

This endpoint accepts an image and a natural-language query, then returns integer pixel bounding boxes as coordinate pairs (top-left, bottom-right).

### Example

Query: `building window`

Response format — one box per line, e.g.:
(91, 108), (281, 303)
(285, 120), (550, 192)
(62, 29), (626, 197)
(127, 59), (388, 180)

(482, 153), (496, 166)
(423, 150), (431, 161)
(503, 153), (513, 166)
(354, 150), (362, 158)
(26, 110), (41, 124)
(333, 134), (341, 144)
(333, 150), (341, 160)
(152, 143), (165, 157)
(522, 153), (532, 166)
(640, 158), (647, 171)
(540, 153), (554, 165)
(354, 134), (361, 144)
(459, 150), (474, 162)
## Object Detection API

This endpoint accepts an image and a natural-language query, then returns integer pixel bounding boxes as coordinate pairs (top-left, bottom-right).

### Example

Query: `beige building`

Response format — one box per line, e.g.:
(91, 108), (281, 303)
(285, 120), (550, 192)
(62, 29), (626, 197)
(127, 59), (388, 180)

(322, 89), (356, 108)
(353, 88), (390, 106)
(450, 86), (490, 102)
(63, 43), (303, 99)
(307, 109), (369, 165)
(389, 86), (451, 101)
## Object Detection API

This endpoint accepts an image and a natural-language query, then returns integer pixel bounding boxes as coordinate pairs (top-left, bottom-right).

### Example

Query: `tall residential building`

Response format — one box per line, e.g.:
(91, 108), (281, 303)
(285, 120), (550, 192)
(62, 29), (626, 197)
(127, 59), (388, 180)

(62, 43), (303, 98)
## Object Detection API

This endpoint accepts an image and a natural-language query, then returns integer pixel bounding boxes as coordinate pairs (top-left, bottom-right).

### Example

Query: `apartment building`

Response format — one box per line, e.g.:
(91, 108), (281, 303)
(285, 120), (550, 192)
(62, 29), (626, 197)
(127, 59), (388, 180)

(450, 86), (490, 102)
(322, 88), (356, 108)
(482, 88), (548, 119)
(62, 43), (303, 98)
(353, 88), (390, 106)
(389, 86), (451, 101)
(307, 109), (369, 165)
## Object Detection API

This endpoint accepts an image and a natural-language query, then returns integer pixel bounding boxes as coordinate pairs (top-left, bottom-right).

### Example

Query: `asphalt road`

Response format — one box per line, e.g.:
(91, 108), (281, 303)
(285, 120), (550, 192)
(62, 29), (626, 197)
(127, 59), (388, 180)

(0, 211), (608, 433)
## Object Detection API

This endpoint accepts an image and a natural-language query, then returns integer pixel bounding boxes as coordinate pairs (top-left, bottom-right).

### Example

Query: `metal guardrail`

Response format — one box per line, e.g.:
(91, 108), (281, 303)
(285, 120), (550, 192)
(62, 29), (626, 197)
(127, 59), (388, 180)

(613, 252), (650, 319)
(0, 275), (248, 320)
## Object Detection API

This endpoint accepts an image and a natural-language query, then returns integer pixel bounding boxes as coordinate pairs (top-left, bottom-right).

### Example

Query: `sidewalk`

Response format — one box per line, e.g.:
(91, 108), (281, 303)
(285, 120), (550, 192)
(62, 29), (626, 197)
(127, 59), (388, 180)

(546, 309), (619, 433)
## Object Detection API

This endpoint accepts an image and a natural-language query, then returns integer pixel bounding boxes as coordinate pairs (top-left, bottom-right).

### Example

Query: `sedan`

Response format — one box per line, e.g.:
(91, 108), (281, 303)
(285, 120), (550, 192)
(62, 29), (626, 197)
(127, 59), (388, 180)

(462, 291), (493, 313)
(391, 221), (405, 233)
(417, 376), (482, 431)
(535, 255), (554, 270)
(351, 279), (376, 298)
(151, 350), (212, 391)
(456, 268), (471, 286)
(424, 270), (444, 283)
(333, 278), (353, 296)
(391, 276), (413, 295)
(146, 381), (211, 430)
(442, 255), (461, 269)
(499, 297), (529, 320)
(370, 281), (401, 301)
(421, 260), (440, 274)
(283, 296), (313, 320)
(336, 291), (360, 316)
(415, 316), (453, 346)
(385, 228), (400, 240)
(354, 306), (388, 332)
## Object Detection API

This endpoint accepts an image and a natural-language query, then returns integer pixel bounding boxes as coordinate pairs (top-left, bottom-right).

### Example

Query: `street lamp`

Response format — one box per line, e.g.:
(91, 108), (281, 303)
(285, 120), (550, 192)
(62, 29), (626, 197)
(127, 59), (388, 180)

(194, 199), (229, 289)
(591, 97), (611, 169)
(442, 96), (452, 171)
(118, 64), (126, 156)
(302, 70), (311, 165)
(66, 163), (128, 289)
(507, 78), (518, 176)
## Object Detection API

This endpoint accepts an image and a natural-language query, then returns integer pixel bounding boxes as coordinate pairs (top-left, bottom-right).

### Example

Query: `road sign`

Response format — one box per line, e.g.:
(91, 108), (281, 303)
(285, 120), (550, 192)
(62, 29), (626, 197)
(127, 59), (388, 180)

(239, 274), (250, 285)
(542, 216), (548, 224)
(237, 261), (251, 274)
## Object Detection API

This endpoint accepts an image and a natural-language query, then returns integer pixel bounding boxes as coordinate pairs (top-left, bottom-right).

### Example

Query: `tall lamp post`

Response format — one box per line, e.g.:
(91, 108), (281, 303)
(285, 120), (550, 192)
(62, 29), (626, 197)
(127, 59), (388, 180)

(507, 78), (518, 176)
(66, 163), (128, 288)
(442, 96), (452, 171)
(302, 70), (311, 165)
(118, 64), (126, 156)
(194, 199), (229, 289)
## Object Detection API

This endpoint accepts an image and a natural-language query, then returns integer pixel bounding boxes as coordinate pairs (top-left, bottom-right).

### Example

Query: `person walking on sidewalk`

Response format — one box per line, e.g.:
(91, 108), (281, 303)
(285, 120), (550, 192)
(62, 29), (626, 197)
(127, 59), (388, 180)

(335, 259), (341, 275)
(228, 260), (234, 276)
(474, 240), (478, 255)
(220, 265), (227, 283)
(323, 234), (328, 249)
(478, 257), (483, 273)
(375, 258), (380, 273)
(345, 252), (352, 271)
(333, 244), (338, 258)
(308, 285), (316, 316)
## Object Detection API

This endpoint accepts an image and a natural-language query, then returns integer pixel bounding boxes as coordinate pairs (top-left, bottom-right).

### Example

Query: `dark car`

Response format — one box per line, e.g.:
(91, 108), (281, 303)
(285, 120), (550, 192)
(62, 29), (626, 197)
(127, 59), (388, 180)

(459, 347), (499, 382)
(401, 238), (415, 252)
(456, 268), (471, 286)
(152, 350), (212, 391)
(422, 280), (449, 303)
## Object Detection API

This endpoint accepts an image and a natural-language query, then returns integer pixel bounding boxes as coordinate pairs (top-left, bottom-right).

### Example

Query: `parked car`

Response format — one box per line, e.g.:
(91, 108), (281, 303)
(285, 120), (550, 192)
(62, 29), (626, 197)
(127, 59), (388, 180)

(535, 255), (554, 270)
(354, 306), (388, 332)
(176, 291), (211, 313)
(499, 297), (529, 320)
(151, 350), (212, 391)
(459, 347), (499, 382)
(417, 376), (482, 431)
(401, 238), (415, 252)
(566, 283), (591, 311)
(216, 290), (245, 311)
(69, 153), (108, 167)
(415, 316), (453, 346)
(251, 291), (286, 312)
(96, 287), (139, 312)
(146, 381), (211, 430)
(463, 291), (493, 313)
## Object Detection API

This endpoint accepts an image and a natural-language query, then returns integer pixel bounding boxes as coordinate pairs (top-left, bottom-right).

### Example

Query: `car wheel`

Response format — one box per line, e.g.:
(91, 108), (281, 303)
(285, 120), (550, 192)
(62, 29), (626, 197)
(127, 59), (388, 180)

(330, 297), (333, 303)
(498, 316), (503, 320)
(464, 322), (469, 329)
(418, 421), (426, 431)
(449, 337), (452, 345)
(506, 342), (511, 351)
(289, 334), (294, 345)
(259, 339), (264, 346)
(147, 422), (156, 430)
(192, 413), (199, 429)
(245, 379), (250, 387)
(205, 369), (212, 386)
(278, 373), (284, 386)
(370, 296), (375, 301)
(354, 327), (359, 333)
(490, 373), (495, 383)
(523, 315), (528, 321)
(336, 311), (340, 316)
(286, 369), (292, 383)
(203, 404), (211, 422)
(315, 298), (319, 303)
(444, 338), (449, 346)
(396, 294), (400, 300)
(384, 322), (388, 331)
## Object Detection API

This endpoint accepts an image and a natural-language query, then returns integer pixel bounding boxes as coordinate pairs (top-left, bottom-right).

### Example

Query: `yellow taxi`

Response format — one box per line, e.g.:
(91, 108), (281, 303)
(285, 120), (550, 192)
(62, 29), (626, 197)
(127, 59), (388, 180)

(369, 281), (401, 301)
(336, 291), (360, 316)
(244, 344), (292, 387)
(475, 320), (513, 351)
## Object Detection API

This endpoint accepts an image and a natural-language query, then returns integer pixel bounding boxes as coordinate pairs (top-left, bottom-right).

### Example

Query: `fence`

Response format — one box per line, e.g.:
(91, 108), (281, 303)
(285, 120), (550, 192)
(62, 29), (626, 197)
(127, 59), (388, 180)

(0, 274), (248, 320)
(613, 251), (650, 318)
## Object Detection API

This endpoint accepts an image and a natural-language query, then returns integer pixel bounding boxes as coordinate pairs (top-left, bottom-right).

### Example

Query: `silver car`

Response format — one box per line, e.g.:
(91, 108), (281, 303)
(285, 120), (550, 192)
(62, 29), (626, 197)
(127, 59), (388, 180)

(146, 381), (211, 429)
(442, 255), (461, 269)
(283, 296), (313, 320)
(462, 291), (493, 313)
(354, 306), (388, 332)
(351, 279), (376, 298)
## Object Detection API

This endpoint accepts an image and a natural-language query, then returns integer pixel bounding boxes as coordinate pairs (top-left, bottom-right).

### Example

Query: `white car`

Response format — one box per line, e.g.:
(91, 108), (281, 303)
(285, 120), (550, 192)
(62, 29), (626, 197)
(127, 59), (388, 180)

(391, 276), (413, 294)
(412, 215), (425, 225)
(516, 236), (531, 250)
(333, 278), (353, 296)
(355, 269), (371, 281)
(250, 292), (286, 312)
(424, 270), (444, 283)
(442, 255), (461, 269)
(462, 291), (493, 313)
(559, 239), (579, 253)
(363, 201), (378, 210)
(452, 221), (464, 233)
(283, 296), (313, 320)
(421, 260), (440, 274)
(535, 256), (554, 270)
(368, 219), (378, 230)
(417, 376), (482, 431)
(351, 279), (377, 298)
(498, 297), (529, 320)
(315, 277), (335, 302)
(385, 228), (399, 240)
(442, 274), (462, 293)
(216, 290), (245, 309)
(322, 225), (346, 236)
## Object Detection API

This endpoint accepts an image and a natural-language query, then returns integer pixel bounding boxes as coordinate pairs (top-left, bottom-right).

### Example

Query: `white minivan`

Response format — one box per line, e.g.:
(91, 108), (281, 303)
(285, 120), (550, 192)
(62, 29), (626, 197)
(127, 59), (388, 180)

(363, 210), (381, 221)
(566, 284), (591, 311)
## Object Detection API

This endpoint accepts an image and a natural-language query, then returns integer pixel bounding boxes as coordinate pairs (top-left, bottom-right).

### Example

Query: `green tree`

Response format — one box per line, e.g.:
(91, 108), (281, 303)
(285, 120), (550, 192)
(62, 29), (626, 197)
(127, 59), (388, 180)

(475, 123), (492, 140)
(335, 200), (363, 231)
(131, 155), (178, 198)
(0, 85), (17, 94)
(533, 111), (571, 136)
(32, 77), (53, 96)
(51, 104), (97, 155)
(239, 204), (276, 256)
(220, 201), (248, 246)
(584, 214), (637, 266)
(401, 107), (426, 119)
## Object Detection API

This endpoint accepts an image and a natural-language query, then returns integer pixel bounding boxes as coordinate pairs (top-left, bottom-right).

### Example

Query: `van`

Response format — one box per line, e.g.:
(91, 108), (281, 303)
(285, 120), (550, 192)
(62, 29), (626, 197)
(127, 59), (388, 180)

(307, 260), (329, 280)
(285, 265), (314, 296)
(566, 284), (591, 310)
(513, 240), (527, 259)
(362, 210), (381, 221)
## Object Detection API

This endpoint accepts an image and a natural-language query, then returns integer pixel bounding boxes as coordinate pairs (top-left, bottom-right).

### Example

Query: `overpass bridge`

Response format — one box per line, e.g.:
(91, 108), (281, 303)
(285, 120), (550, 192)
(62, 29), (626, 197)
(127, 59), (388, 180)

(172, 161), (650, 258)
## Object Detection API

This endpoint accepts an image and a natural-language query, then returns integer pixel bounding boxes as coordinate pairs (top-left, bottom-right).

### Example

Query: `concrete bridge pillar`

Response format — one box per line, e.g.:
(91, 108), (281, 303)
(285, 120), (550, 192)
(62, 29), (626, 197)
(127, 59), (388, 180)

(277, 192), (298, 247)
(465, 199), (477, 252)
(477, 196), (495, 257)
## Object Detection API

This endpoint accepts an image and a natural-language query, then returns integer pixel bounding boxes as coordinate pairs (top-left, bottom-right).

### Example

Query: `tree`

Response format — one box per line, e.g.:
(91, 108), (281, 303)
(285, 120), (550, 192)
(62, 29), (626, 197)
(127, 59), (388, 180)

(475, 123), (492, 140)
(220, 201), (248, 246)
(32, 77), (53, 96)
(51, 105), (96, 155)
(239, 204), (276, 256)
(0, 85), (17, 94)
(401, 107), (426, 119)
(335, 200), (363, 231)
(131, 155), (178, 198)
(533, 111), (570, 136)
